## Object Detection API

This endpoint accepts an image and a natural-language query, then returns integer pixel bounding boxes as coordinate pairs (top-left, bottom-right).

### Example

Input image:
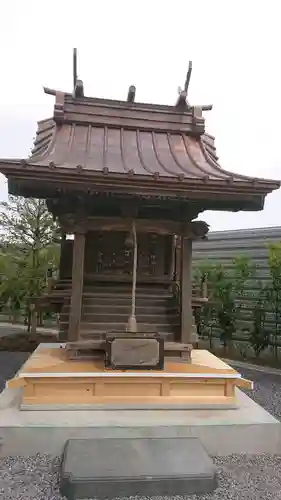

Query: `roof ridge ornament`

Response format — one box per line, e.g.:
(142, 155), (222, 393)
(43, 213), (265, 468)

(176, 61), (193, 109)
(176, 61), (213, 113)
(127, 85), (136, 103)
(72, 48), (84, 98)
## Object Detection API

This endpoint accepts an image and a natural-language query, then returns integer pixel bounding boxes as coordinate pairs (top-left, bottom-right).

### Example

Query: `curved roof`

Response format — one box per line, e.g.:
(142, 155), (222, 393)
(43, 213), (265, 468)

(30, 118), (229, 180)
(0, 88), (280, 210)
(27, 98), (279, 191)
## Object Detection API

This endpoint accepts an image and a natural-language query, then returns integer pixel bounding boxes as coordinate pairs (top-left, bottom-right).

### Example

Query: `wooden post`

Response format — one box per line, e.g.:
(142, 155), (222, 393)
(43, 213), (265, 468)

(127, 221), (138, 333)
(68, 232), (86, 342)
(180, 236), (193, 344)
(175, 236), (181, 282)
(168, 235), (176, 292)
(30, 303), (37, 335)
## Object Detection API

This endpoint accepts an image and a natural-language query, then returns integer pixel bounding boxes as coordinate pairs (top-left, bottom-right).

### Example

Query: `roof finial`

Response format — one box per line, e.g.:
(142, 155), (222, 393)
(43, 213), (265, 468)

(72, 48), (84, 98)
(176, 61), (192, 109)
(175, 62), (212, 112)
(184, 60), (193, 93)
(73, 48), (77, 90)
(127, 85), (136, 103)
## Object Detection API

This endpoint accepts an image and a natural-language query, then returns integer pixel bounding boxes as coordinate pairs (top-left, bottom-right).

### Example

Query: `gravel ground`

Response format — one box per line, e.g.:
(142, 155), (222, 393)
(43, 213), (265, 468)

(1, 356), (281, 499)
(1, 453), (281, 500)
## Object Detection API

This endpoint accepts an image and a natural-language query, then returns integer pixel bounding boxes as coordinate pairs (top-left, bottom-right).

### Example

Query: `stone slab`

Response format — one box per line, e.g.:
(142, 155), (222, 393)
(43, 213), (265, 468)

(60, 437), (217, 499)
(20, 401), (238, 410)
(1, 385), (281, 457)
(106, 336), (162, 369)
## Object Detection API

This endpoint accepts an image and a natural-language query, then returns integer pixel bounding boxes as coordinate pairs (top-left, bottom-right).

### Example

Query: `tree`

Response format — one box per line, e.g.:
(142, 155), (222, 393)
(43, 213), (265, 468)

(243, 282), (269, 358)
(0, 248), (27, 321)
(193, 263), (218, 349)
(0, 196), (60, 326)
(266, 243), (281, 359)
(194, 257), (255, 353)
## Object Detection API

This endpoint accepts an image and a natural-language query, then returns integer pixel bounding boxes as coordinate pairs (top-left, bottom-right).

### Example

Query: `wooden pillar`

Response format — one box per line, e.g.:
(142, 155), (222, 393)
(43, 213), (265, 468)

(68, 232), (86, 342)
(30, 303), (37, 335)
(175, 235), (182, 282)
(180, 236), (193, 344)
(168, 235), (176, 291)
(58, 232), (66, 279)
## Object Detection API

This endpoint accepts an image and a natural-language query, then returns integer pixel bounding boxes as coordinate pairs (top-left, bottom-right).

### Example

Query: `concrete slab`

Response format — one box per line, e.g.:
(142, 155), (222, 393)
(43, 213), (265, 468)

(60, 437), (217, 499)
(21, 401), (238, 410)
(1, 385), (281, 457)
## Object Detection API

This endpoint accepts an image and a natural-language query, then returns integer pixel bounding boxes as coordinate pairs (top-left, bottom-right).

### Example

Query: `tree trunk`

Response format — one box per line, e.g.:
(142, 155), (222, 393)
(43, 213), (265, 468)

(27, 309), (31, 332)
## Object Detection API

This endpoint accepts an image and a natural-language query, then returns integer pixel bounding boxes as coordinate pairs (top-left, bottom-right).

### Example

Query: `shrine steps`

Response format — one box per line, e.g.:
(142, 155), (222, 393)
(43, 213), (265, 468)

(59, 283), (180, 341)
(66, 313), (178, 324)
(82, 284), (172, 294)
(63, 304), (175, 314)
(82, 295), (171, 306)
(78, 331), (175, 341)
(61, 324), (177, 341)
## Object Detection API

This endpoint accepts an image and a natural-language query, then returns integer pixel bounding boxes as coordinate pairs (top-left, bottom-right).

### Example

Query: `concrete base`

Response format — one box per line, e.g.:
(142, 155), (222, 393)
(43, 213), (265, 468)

(1, 385), (281, 457)
(20, 401), (238, 410)
(60, 437), (217, 499)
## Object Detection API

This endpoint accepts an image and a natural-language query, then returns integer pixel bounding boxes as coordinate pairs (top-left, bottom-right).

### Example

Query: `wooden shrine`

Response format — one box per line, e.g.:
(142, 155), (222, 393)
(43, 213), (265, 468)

(1, 50), (280, 409)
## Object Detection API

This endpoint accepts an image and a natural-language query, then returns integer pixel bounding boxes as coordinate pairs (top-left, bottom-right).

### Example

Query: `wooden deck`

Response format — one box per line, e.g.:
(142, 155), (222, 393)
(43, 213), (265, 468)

(7, 345), (253, 409)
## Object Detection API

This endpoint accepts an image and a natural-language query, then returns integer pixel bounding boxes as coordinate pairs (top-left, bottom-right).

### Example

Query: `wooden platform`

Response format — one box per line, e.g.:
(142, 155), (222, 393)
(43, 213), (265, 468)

(7, 344), (253, 409)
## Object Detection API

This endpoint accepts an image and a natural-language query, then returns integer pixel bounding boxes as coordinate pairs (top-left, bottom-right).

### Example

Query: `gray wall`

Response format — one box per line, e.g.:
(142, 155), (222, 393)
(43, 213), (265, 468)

(193, 226), (281, 280)
(192, 226), (281, 343)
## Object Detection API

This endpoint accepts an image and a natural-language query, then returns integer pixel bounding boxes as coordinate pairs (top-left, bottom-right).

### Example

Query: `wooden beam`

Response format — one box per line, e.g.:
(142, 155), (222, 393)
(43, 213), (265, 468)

(59, 215), (181, 235)
(199, 104), (213, 111)
(236, 378), (254, 390)
(43, 87), (57, 96)
(68, 232), (85, 342)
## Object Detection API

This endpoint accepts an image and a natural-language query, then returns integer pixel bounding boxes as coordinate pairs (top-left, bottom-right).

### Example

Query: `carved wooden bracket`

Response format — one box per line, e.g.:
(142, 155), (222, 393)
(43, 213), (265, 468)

(182, 220), (209, 240)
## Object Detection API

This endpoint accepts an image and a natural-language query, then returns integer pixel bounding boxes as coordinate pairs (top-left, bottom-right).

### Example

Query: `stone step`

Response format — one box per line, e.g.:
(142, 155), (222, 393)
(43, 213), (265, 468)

(54, 282), (171, 294)
(52, 290), (172, 298)
(78, 331), (175, 341)
(62, 304), (173, 314)
(60, 437), (217, 500)
(60, 310), (179, 324)
(83, 286), (170, 295)
(54, 281), (72, 289)
(60, 321), (179, 333)
(81, 296), (172, 306)
(55, 295), (173, 308)
(83, 288), (172, 298)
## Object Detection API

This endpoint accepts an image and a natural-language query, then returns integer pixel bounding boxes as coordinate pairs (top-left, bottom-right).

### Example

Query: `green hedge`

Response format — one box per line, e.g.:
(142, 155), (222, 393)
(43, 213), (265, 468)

(194, 243), (281, 359)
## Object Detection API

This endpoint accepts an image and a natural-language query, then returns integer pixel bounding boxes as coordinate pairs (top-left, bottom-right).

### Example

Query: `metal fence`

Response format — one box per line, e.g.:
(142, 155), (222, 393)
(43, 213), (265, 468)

(192, 226), (281, 344)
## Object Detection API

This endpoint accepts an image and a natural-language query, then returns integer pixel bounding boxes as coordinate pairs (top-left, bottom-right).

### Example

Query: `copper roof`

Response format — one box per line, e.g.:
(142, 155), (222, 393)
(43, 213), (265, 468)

(0, 56), (279, 208)
(29, 115), (228, 181)
(23, 93), (280, 193)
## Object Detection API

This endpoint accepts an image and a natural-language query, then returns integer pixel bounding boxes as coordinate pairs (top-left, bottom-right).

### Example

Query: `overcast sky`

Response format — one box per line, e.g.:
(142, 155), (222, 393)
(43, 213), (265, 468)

(0, 0), (280, 231)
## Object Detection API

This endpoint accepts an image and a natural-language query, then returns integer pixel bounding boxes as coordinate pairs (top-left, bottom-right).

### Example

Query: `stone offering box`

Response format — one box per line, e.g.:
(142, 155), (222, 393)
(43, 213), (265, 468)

(105, 333), (164, 370)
